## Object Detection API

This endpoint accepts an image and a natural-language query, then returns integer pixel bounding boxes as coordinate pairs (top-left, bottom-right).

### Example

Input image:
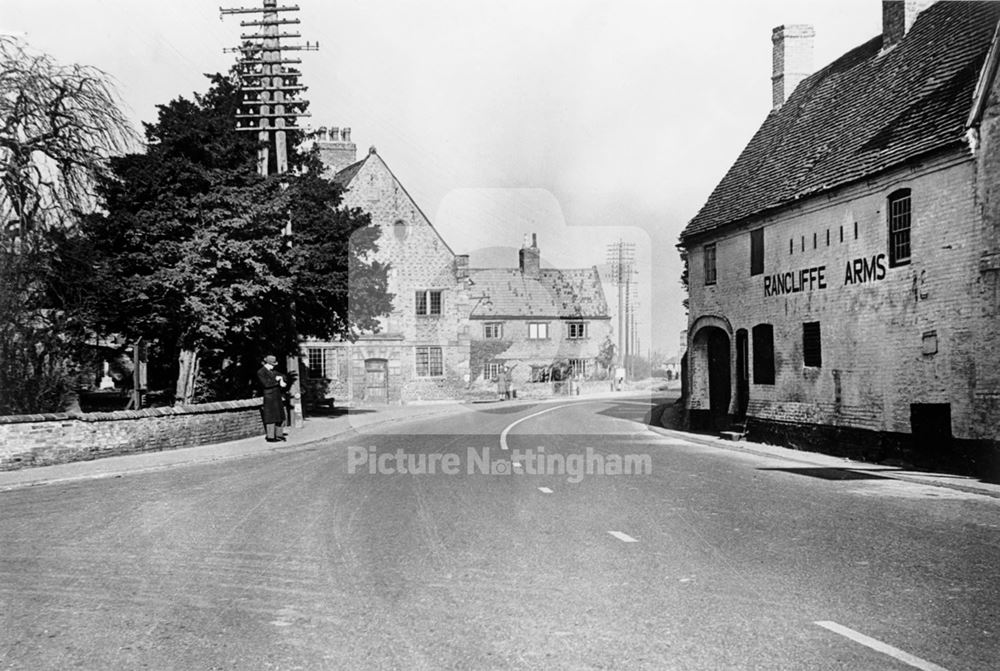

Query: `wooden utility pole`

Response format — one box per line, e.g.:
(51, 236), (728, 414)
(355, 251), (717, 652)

(221, 0), (317, 429)
(606, 240), (636, 385)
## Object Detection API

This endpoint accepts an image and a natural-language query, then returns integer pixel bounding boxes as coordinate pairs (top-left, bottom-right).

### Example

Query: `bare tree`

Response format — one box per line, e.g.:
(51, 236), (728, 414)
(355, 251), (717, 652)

(0, 35), (135, 249)
(0, 36), (135, 414)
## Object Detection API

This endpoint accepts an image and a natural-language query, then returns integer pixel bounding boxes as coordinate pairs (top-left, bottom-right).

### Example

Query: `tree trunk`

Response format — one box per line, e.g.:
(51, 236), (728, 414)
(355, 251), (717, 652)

(175, 348), (199, 406)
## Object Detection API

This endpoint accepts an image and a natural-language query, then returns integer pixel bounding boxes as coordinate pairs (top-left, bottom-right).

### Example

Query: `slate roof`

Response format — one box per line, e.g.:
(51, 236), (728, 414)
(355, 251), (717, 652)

(468, 267), (609, 319)
(681, 1), (1000, 241)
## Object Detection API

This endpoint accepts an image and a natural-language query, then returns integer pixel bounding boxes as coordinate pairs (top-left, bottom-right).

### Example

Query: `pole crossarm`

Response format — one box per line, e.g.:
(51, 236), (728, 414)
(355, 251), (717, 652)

(239, 18), (301, 27)
(220, 5), (300, 14)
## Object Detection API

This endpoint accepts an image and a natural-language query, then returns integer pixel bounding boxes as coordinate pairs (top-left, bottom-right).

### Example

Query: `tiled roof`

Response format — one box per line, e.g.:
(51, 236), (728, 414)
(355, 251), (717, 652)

(332, 158), (365, 187)
(681, 1), (1000, 240)
(468, 267), (609, 319)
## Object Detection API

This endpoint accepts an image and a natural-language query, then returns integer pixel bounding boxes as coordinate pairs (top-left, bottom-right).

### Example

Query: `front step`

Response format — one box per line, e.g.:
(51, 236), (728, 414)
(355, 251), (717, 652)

(720, 419), (748, 441)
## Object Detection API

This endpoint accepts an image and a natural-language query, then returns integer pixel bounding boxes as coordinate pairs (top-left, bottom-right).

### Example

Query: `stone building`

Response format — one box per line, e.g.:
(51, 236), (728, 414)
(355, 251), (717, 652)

(303, 134), (610, 404)
(467, 235), (612, 395)
(304, 136), (474, 404)
(678, 1), (1000, 472)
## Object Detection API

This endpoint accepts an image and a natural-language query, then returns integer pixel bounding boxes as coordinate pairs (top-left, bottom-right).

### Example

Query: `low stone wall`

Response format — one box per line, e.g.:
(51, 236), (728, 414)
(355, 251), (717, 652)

(0, 399), (264, 471)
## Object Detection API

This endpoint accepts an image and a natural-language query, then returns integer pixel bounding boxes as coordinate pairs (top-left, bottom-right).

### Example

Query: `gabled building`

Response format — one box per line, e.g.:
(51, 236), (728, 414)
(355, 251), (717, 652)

(304, 132), (611, 404)
(305, 132), (474, 404)
(678, 1), (1000, 472)
(467, 235), (612, 392)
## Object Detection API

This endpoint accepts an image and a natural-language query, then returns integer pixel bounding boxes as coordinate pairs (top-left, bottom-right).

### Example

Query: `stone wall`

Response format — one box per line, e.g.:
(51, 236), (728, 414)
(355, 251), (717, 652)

(0, 399), (263, 470)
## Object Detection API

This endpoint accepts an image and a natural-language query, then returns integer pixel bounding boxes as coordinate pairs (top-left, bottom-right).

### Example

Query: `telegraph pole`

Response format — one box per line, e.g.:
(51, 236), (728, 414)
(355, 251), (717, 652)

(221, 0), (317, 429)
(606, 240), (636, 385)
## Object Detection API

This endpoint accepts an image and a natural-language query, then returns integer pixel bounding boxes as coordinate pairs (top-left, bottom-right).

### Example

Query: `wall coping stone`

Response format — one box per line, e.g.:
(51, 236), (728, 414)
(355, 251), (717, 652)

(0, 398), (263, 425)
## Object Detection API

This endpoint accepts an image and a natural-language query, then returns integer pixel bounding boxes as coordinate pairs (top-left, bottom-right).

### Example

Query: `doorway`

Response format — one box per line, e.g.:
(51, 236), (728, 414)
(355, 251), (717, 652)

(364, 358), (388, 403)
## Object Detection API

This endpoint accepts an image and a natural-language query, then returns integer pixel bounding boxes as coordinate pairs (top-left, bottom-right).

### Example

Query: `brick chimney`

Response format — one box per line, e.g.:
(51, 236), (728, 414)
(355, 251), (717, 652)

(771, 24), (815, 110)
(317, 126), (357, 175)
(519, 233), (540, 278)
(882, 0), (936, 51)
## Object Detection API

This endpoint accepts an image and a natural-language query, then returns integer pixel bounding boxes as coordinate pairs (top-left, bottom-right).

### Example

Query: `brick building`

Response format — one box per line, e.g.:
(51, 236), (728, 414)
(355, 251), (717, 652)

(304, 133), (610, 404)
(679, 1), (1000, 471)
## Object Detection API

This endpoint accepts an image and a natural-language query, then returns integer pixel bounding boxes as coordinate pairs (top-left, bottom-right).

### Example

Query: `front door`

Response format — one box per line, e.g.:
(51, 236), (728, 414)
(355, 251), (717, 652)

(364, 359), (388, 403)
(707, 329), (731, 430)
(735, 329), (749, 420)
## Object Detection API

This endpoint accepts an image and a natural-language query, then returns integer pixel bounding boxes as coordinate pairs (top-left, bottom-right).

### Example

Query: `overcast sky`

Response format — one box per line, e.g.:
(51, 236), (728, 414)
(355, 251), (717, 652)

(5, 0), (887, 357)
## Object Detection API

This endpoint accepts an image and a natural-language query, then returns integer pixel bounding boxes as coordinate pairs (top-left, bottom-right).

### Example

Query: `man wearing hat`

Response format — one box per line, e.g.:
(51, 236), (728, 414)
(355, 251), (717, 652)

(257, 355), (287, 442)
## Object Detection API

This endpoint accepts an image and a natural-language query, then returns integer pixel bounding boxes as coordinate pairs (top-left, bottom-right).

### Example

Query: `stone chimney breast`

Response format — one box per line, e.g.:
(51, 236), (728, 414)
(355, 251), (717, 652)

(519, 233), (541, 278)
(882, 0), (937, 51)
(317, 124), (357, 175)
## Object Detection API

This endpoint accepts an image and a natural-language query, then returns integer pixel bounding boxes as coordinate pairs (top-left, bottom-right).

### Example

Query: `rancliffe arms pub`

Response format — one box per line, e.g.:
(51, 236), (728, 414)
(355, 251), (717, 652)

(679, 1), (1000, 477)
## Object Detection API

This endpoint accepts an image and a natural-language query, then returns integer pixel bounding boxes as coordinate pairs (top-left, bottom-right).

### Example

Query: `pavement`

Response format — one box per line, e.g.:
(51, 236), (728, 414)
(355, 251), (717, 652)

(3, 388), (999, 502)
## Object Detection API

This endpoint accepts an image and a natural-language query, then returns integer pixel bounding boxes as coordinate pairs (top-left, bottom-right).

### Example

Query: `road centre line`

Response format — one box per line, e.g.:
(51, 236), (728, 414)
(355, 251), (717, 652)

(499, 403), (588, 450)
(538, 487), (553, 494)
(814, 621), (950, 671)
(607, 531), (638, 543)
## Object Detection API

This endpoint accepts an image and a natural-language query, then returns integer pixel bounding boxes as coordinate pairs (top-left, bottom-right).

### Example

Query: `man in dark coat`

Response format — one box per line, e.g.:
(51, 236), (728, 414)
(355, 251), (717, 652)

(257, 355), (287, 442)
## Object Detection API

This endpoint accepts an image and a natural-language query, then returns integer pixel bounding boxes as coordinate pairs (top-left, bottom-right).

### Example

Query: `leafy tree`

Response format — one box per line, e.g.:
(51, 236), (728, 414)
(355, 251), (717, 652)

(595, 335), (616, 377)
(0, 36), (135, 414)
(84, 74), (391, 403)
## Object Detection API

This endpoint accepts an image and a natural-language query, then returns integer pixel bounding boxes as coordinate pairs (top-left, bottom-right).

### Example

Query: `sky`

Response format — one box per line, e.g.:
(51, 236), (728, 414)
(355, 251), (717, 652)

(4, 0), (887, 358)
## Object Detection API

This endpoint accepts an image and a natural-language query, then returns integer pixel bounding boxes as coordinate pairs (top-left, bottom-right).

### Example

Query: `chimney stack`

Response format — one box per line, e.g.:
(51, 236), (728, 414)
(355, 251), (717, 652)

(771, 24), (815, 110)
(317, 124), (357, 175)
(882, 0), (936, 51)
(519, 233), (540, 278)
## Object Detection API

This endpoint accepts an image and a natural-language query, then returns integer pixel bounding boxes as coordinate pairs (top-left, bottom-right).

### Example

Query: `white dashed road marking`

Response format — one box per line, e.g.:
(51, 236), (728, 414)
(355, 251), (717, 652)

(607, 531), (638, 543)
(814, 621), (950, 671)
(537, 487), (553, 494)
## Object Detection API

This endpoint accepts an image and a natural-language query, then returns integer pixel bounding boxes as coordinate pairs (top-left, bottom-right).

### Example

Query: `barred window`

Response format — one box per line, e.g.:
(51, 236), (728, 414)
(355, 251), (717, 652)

(415, 346), (443, 377)
(567, 322), (586, 339)
(416, 290), (443, 316)
(888, 189), (911, 267)
(568, 358), (589, 377)
(802, 322), (822, 368)
(704, 243), (717, 285)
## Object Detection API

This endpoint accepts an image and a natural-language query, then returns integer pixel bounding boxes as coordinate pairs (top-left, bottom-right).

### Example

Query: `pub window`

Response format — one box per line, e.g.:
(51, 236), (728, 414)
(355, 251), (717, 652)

(567, 322), (587, 339)
(703, 243), (717, 285)
(415, 346), (443, 377)
(568, 359), (589, 378)
(415, 289), (443, 316)
(751, 323), (775, 385)
(802, 322), (822, 368)
(528, 322), (549, 340)
(750, 228), (764, 276)
(484, 322), (503, 339)
(888, 189), (911, 267)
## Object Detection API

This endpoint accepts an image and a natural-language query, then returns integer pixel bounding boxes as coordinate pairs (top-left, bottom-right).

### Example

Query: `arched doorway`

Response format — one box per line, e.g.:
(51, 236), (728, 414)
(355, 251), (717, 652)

(689, 317), (734, 432)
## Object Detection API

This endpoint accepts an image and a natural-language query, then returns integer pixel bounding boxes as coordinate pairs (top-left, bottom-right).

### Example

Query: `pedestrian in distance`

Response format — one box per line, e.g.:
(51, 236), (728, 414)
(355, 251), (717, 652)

(497, 365), (510, 401)
(257, 355), (287, 442)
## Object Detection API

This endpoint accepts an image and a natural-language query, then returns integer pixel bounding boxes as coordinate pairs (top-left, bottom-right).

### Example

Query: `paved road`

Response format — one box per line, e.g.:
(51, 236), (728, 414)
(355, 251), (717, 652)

(1, 397), (998, 670)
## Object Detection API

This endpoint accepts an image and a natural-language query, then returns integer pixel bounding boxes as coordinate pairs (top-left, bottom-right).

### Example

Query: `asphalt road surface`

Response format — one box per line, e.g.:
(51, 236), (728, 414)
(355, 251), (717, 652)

(1, 396), (998, 670)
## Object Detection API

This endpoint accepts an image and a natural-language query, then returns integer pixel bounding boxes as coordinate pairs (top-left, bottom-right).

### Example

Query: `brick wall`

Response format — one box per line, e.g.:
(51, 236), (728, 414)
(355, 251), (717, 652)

(686, 150), (998, 442)
(0, 399), (263, 471)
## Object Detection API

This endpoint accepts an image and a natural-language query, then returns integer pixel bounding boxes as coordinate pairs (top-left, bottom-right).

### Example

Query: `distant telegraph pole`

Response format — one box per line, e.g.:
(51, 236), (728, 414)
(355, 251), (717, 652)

(221, 0), (317, 429)
(606, 240), (636, 381)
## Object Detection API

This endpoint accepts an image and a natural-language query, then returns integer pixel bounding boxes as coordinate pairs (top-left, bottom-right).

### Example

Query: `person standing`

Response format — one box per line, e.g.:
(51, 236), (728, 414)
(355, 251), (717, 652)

(257, 355), (287, 442)
(497, 365), (511, 401)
